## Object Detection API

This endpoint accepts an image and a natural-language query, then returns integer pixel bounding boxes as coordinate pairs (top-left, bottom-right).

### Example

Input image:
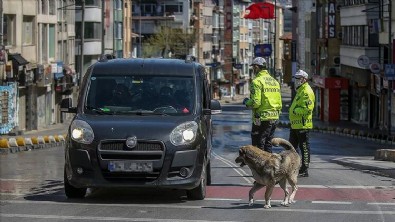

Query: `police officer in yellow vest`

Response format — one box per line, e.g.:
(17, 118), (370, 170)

(289, 70), (315, 177)
(243, 57), (282, 153)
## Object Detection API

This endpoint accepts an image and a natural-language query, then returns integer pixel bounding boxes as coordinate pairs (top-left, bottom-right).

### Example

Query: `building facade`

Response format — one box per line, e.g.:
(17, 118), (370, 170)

(1, 0), (76, 134)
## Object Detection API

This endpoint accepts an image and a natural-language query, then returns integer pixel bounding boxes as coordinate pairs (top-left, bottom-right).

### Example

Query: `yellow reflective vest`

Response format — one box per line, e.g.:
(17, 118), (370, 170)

(289, 82), (315, 129)
(245, 69), (282, 121)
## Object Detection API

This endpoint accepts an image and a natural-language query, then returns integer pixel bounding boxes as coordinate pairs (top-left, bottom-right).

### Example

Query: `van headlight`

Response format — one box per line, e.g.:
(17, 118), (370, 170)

(170, 121), (198, 146)
(70, 120), (94, 144)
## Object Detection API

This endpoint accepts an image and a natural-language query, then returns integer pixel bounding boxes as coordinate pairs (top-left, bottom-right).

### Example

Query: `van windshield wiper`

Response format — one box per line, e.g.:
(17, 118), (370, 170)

(124, 109), (169, 116)
(85, 106), (114, 115)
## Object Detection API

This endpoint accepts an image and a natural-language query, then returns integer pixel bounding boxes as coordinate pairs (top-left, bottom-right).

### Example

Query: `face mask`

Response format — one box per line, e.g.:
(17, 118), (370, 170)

(294, 79), (303, 89)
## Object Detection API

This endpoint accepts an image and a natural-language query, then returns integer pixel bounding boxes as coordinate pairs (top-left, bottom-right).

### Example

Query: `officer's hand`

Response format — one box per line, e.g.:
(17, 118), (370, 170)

(243, 98), (249, 105)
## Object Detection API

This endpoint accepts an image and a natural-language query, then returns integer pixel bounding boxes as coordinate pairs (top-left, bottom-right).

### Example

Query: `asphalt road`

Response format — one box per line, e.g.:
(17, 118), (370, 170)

(0, 104), (394, 222)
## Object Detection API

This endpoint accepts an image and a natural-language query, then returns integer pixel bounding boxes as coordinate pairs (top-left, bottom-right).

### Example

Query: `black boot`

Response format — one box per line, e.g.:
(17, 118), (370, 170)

(298, 166), (309, 177)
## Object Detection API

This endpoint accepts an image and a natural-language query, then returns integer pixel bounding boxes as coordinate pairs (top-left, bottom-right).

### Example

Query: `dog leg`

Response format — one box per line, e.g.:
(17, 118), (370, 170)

(279, 179), (290, 206)
(249, 182), (264, 206)
(288, 176), (298, 204)
(264, 184), (275, 209)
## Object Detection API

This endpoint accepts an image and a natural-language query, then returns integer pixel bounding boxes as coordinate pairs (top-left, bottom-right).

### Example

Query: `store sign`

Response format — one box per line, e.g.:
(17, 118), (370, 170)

(384, 64), (395, 79)
(328, 2), (336, 38)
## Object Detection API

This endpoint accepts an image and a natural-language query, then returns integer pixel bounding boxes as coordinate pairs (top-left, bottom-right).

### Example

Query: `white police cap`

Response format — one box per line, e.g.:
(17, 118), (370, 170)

(295, 70), (309, 79)
(250, 57), (267, 66)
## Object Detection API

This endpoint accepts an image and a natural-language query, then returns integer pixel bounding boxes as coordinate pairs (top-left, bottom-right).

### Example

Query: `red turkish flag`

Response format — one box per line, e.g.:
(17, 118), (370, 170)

(244, 2), (275, 20)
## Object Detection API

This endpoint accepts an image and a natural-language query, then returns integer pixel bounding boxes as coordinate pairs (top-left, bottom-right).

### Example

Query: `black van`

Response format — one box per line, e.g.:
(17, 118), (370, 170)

(60, 57), (221, 200)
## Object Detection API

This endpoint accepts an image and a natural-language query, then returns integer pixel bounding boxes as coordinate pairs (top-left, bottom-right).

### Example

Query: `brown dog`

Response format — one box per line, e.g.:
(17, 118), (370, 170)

(235, 138), (301, 208)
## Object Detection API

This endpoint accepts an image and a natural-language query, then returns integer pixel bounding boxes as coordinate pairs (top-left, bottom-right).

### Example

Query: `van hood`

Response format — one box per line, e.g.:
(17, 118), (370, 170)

(75, 114), (196, 141)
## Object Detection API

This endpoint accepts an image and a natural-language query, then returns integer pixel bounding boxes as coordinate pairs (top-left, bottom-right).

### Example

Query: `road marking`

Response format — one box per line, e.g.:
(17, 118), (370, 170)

(210, 183), (395, 190)
(312, 201), (352, 204)
(0, 214), (240, 222)
(205, 198), (243, 201)
(212, 152), (253, 184)
(1, 200), (395, 216)
(367, 202), (395, 206)
(0, 178), (32, 182)
(249, 208), (395, 215)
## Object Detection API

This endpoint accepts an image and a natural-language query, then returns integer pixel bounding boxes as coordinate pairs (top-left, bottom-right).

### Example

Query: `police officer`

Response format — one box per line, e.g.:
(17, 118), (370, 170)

(289, 70), (315, 177)
(243, 57), (282, 153)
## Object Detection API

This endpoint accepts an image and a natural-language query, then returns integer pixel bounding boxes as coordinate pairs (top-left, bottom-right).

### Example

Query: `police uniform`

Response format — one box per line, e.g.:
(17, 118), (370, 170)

(289, 70), (315, 177)
(245, 59), (282, 153)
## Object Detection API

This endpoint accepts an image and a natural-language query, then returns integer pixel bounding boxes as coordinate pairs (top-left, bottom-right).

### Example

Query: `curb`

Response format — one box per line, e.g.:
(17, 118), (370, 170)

(332, 157), (395, 179)
(0, 134), (66, 155)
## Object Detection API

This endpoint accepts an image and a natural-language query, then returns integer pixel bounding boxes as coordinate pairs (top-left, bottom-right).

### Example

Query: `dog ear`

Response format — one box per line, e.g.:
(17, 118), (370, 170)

(239, 147), (246, 155)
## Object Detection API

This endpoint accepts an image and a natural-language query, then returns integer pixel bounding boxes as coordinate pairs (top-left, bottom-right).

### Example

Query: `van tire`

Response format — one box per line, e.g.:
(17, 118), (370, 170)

(64, 169), (87, 199)
(187, 158), (207, 200)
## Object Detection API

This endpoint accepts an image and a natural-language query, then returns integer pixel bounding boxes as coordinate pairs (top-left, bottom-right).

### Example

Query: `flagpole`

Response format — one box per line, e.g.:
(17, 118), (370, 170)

(274, 0), (277, 77)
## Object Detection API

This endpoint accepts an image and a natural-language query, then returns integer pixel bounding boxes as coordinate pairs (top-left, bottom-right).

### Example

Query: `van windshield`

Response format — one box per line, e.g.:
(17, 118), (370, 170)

(85, 75), (196, 116)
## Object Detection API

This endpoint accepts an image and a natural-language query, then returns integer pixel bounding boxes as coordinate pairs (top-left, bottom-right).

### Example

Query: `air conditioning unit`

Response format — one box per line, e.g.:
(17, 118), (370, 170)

(328, 67), (340, 76)
(333, 56), (340, 66)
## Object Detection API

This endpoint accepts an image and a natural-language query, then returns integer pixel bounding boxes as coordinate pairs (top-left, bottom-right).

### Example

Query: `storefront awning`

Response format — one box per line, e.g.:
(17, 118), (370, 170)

(8, 53), (29, 66)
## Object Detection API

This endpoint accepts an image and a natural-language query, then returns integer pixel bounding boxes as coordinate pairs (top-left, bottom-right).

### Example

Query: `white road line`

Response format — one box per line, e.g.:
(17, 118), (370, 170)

(312, 201), (352, 205)
(0, 214), (240, 222)
(250, 208), (395, 215)
(0, 178), (32, 182)
(2, 201), (395, 216)
(209, 183), (395, 190)
(205, 198), (242, 201)
(367, 202), (395, 206)
(212, 152), (253, 184)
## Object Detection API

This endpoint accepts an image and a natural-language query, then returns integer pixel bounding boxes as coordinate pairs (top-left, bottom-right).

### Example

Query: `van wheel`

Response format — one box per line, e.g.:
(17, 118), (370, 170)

(187, 158), (207, 200)
(64, 169), (87, 199)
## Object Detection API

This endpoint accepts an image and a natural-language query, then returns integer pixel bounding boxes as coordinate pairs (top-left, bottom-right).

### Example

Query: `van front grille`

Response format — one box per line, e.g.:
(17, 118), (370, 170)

(100, 141), (163, 151)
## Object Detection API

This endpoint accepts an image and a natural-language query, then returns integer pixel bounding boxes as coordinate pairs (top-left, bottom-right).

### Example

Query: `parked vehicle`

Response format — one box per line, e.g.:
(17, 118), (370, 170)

(61, 56), (221, 200)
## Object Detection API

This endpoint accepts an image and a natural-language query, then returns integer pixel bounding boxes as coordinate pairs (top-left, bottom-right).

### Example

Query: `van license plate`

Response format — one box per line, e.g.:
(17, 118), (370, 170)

(108, 161), (153, 172)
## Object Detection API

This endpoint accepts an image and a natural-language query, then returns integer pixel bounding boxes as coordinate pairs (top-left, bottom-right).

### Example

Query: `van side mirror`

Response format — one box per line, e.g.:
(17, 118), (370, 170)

(210, 100), (222, 114)
(60, 98), (77, 113)
(203, 100), (222, 115)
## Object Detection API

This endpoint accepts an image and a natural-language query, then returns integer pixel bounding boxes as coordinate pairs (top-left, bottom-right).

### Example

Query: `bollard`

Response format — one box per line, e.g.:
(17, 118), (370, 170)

(0, 138), (10, 148)
(48, 135), (56, 143)
(16, 137), (26, 146)
(44, 136), (50, 143)
(25, 138), (33, 146)
(8, 138), (18, 147)
(58, 135), (66, 142)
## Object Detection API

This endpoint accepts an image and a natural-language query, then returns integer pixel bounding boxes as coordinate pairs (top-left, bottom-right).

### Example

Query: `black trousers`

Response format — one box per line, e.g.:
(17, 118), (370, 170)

(289, 129), (311, 170)
(251, 120), (278, 153)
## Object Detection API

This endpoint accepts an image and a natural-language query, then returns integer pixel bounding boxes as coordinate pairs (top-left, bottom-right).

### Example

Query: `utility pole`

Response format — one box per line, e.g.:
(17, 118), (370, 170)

(274, 0), (277, 76)
(0, 0), (3, 46)
(388, 0), (392, 136)
(101, 0), (105, 55)
(79, 0), (85, 86)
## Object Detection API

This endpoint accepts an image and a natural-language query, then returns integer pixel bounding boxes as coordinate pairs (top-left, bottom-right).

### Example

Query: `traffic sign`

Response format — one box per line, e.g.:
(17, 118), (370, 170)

(254, 44), (272, 57)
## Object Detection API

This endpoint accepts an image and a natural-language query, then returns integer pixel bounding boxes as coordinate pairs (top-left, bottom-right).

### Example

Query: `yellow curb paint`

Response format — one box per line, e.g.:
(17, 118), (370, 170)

(16, 137), (26, 146)
(0, 138), (10, 148)
(54, 135), (60, 142)
(31, 137), (39, 145)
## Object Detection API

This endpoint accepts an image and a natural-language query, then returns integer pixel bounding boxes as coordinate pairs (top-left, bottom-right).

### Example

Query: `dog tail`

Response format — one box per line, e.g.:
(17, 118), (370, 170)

(271, 138), (297, 152)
